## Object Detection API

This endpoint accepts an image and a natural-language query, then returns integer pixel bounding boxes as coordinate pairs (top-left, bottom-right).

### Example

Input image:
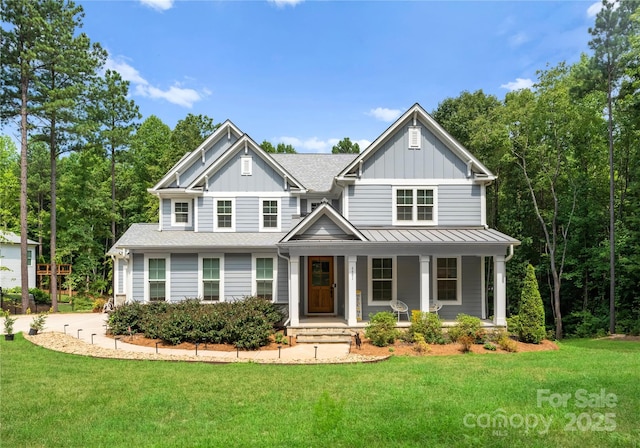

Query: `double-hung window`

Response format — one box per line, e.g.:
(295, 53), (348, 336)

(260, 199), (280, 231)
(369, 257), (396, 305)
(148, 258), (167, 302)
(435, 257), (461, 304)
(214, 199), (235, 231)
(27, 250), (33, 266)
(393, 187), (436, 225)
(171, 199), (191, 226)
(252, 255), (277, 301)
(201, 257), (221, 302)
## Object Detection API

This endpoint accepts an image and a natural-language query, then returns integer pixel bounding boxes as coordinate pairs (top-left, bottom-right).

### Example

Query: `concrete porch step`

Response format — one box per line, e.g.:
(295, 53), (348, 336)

(296, 334), (353, 344)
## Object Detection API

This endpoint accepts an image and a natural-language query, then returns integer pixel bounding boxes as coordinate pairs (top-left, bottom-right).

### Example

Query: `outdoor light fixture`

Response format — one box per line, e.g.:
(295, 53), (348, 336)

(114, 337), (120, 349)
(236, 347), (239, 358)
(63, 324), (69, 334)
(91, 333), (96, 344)
(195, 342), (199, 356)
(77, 329), (83, 339)
(314, 345), (318, 359)
(278, 345), (282, 359)
(155, 342), (159, 354)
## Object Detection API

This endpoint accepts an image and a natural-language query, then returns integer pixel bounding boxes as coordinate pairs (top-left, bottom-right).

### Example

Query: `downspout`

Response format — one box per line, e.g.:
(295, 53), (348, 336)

(277, 247), (291, 327)
(505, 244), (514, 262)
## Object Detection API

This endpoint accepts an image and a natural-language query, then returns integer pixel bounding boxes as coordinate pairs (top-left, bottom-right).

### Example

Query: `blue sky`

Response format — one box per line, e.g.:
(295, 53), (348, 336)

(79, 0), (602, 152)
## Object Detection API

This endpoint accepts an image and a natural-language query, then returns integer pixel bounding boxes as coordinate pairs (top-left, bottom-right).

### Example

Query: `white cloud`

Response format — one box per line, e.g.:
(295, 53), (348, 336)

(587, 0), (619, 17)
(140, 0), (174, 11)
(105, 56), (207, 108)
(500, 78), (534, 91)
(509, 32), (529, 48)
(268, 0), (304, 8)
(587, 2), (602, 17)
(367, 107), (401, 122)
(355, 139), (371, 150)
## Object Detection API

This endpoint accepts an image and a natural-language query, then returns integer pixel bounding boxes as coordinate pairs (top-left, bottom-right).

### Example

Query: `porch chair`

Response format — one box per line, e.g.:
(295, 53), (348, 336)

(390, 300), (410, 322)
(429, 302), (442, 315)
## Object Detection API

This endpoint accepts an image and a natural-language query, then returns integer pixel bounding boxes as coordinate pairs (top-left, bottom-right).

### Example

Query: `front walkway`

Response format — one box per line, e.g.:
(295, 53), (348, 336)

(8, 313), (383, 363)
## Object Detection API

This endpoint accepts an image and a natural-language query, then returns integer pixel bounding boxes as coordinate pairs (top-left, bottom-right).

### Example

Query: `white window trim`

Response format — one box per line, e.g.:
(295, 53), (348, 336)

(170, 199), (192, 227)
(433, 256), (462, 305)
(392, 186), (438, 226)
(198, 254), (225, 302)
(367, 256), (397, 306)
(259, 198), (281, 232)
(144, 254), (171, 303)
(214, 198), (236, 232)
(251, 254), (278, 302)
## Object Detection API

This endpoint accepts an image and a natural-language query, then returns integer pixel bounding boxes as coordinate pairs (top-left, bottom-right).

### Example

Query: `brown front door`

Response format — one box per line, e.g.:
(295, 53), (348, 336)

(308, 256), (334, 313)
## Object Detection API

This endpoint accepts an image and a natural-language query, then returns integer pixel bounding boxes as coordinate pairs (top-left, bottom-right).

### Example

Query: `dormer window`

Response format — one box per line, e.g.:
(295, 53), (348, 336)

(171, 199), (191, 227)
(408, 126), (421, 149)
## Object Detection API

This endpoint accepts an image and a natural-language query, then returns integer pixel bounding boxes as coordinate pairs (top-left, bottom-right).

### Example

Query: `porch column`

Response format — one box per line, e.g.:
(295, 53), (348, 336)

(420, 255), (431, 312)
(290, 255), (300, 326)
(493, 255), (506, 326)
(347, 255), (357, 326)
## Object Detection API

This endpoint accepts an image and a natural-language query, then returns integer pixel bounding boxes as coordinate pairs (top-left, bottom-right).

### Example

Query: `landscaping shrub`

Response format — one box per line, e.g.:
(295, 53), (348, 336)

(492, 328), (518, 352)
(29, 288), (50, 305)
(448, 314), (485, 343)
(365, 312), (399, 347)
(516, 264), (546, 343)
(408, 310), (445, 344)
(92, 298), (107, 313)
(107, 297), (283, 349)
(458, 335), (475, 353)
(412, 333), (430, 354)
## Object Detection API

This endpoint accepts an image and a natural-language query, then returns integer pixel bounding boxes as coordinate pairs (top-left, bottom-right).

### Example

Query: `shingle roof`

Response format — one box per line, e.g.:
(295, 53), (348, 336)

(271, 154), (358, 192)
(0, 231), (37, 245)
(109, 224), (286, 254)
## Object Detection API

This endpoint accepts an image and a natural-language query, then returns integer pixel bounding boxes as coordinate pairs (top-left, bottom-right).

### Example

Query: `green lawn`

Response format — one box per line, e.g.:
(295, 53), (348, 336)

(1, 336), (638, 447)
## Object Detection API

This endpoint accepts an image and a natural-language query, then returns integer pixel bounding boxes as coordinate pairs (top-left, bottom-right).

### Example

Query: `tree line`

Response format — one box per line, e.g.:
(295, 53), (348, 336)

(1, 0), (639, 337)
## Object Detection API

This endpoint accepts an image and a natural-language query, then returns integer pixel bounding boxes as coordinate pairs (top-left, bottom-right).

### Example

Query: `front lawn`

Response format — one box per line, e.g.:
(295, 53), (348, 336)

(1, 336), (638, 447)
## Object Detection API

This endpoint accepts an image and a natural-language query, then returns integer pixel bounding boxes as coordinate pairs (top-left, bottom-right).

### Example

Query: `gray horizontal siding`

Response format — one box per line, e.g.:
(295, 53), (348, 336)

(236, 197), (258, 232)
(438, 185), (482, 226)
(132, 253), (144, 302)
(224, 253), (251, 299)
(209, 150), (284, 192)
(170, 254), (198, 300)
(277, 256), (289, 303)
(198, 197), (214, 232)
(361, 121), (468, 180)
(348, 184), (392, 226)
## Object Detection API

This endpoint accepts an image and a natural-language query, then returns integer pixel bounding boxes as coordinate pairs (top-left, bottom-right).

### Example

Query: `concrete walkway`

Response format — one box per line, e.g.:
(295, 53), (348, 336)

(8, 312), (354, 362)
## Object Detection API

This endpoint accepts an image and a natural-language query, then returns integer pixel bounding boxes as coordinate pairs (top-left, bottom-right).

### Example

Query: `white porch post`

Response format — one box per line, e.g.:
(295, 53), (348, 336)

(290, 255), (300, 326)
(347, 255), (357, 326)
(493, 255), (506, 326)
(420, 255), (431, 312)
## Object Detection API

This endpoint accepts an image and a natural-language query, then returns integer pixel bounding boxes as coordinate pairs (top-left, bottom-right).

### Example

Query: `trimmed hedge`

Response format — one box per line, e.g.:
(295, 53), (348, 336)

(107, 297), (283, 350)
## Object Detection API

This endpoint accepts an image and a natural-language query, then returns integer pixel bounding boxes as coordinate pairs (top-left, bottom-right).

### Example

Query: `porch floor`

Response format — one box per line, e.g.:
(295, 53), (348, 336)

(291, 317), (499, 330)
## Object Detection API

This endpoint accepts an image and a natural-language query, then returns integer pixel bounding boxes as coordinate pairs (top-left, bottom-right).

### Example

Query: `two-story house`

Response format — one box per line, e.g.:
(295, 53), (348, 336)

(109, 103), (519, 332)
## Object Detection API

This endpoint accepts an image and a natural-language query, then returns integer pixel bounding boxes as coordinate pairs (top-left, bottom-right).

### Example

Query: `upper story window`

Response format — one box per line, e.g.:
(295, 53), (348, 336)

(260, 198), (280, 232)
(171, 199), (191, 226)
(392, 187), (437, 226)
(214, 199), (235, 232)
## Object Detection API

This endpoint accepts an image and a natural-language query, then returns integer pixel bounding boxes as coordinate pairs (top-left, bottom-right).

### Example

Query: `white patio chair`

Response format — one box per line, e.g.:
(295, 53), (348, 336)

(390, 300), (410, 322)
(429, 302), (442, 315)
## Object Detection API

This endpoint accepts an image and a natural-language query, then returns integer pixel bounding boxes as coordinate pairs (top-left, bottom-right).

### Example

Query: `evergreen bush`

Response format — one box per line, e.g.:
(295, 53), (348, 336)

(365, 312), (399, 347)
(408, 310), (445, 344)
(448, 314), (485, 343)
(517, 264), (546, 343)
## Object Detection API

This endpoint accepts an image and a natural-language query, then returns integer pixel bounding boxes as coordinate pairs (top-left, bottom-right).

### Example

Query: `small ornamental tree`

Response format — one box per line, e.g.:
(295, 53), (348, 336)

(518, 264), (546, 343)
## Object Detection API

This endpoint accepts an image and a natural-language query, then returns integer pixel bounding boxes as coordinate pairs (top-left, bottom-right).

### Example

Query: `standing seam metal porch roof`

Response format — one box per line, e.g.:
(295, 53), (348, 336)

(358, 228), (519, 244)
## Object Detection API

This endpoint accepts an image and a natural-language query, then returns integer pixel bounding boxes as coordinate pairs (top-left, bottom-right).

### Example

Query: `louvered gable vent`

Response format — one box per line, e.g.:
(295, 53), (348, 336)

(241, 156), (252, 176)
(408, 126), (421, 149)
